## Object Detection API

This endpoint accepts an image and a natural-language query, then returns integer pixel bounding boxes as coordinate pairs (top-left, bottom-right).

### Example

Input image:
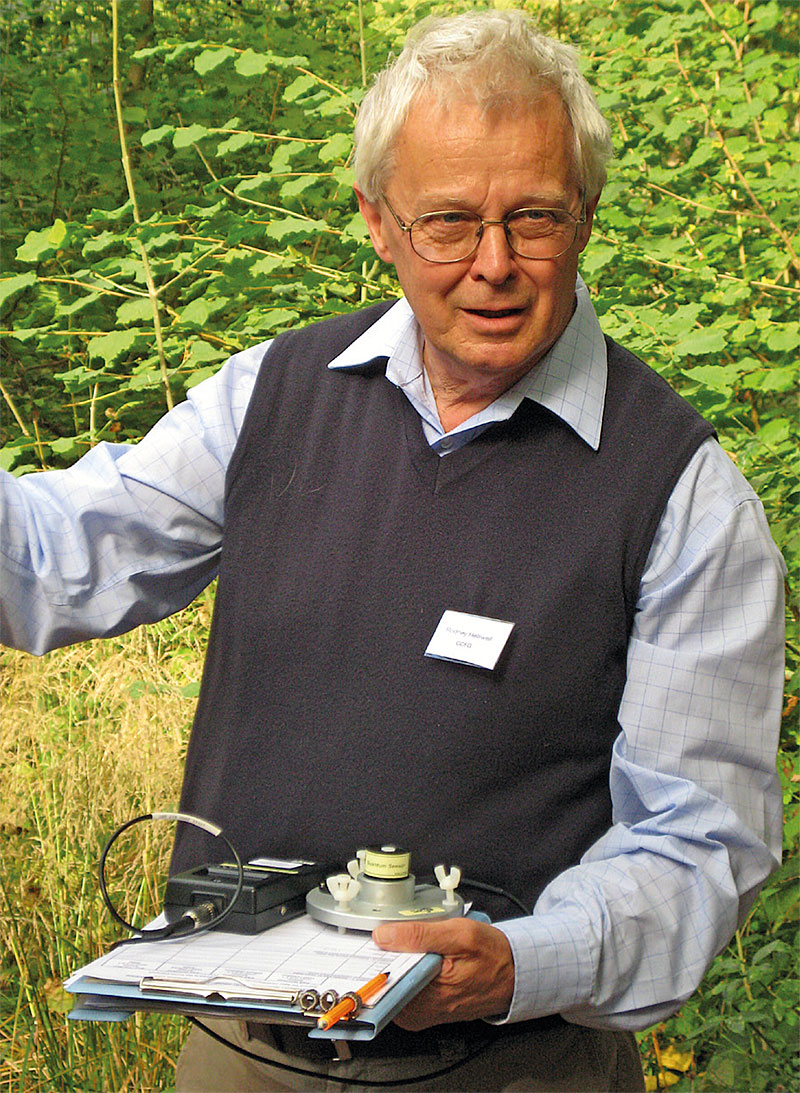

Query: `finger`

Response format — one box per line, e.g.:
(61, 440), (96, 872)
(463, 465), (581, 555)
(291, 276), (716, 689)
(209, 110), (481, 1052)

(372, 917), (472, 954)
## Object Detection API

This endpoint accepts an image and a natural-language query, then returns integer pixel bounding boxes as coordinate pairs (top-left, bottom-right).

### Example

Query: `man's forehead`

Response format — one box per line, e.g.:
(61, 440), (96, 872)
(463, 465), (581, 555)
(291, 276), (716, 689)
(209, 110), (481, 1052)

(406, 84), (570, 132)
(393, 87), (575, 172)
(387, 88), (580, 204)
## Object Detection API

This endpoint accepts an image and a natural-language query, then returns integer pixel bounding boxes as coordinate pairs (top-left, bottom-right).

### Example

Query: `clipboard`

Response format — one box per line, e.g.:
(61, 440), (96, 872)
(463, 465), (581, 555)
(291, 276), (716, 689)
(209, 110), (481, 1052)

(64, 912), (457, 1041)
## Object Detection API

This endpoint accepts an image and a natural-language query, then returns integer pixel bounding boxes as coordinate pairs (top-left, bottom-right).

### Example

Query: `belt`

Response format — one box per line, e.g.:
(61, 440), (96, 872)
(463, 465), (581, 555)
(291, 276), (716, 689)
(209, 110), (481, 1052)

(245, 1014), (564, 1064)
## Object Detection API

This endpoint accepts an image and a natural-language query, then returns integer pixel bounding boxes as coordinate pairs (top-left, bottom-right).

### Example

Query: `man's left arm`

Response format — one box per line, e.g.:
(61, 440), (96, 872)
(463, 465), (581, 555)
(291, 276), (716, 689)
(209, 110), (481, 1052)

(375, 438), (785, 1030)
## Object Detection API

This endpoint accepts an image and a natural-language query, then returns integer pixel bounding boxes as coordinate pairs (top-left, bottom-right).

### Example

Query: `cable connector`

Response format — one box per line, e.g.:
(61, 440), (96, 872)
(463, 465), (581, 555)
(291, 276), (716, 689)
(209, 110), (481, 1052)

(182, 899), (218, 929)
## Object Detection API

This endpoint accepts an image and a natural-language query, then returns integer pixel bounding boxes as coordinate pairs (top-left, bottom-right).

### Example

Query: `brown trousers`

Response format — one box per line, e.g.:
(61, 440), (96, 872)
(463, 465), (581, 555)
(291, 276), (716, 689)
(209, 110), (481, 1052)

(175, 1016), (645, 1092)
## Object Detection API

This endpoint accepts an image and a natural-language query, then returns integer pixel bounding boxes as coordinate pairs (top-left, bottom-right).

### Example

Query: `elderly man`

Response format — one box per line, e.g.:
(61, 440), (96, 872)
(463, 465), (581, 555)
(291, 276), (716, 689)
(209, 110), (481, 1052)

(0, 10), (784, 1093)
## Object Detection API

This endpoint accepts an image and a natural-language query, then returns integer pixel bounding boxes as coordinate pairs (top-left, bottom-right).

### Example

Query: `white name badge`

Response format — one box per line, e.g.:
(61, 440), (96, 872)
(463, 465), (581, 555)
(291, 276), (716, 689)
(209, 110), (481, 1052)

(424, 610), (515, 671)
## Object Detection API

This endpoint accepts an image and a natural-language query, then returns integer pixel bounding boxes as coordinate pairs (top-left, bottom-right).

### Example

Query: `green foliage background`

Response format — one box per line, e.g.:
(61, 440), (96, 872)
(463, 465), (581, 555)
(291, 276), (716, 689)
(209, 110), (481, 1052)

(1, 0), (798, 1089)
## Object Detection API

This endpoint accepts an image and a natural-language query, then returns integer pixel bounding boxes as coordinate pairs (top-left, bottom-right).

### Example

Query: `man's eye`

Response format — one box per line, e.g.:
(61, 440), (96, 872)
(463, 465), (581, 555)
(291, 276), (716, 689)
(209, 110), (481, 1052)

(415, 212), (476, 244)
(517, 209), (557, 223)
(433, 211), (473, 225)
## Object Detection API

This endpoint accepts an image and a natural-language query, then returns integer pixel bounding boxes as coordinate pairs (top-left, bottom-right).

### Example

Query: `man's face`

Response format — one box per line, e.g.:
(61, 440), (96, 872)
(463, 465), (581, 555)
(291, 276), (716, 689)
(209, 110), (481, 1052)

(356, 92), (596, 393)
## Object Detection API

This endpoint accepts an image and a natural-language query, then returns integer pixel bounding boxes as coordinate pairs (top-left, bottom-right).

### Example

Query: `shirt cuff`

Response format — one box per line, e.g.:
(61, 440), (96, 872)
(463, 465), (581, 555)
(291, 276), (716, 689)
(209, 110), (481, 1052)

(489, 911), (596, 1024)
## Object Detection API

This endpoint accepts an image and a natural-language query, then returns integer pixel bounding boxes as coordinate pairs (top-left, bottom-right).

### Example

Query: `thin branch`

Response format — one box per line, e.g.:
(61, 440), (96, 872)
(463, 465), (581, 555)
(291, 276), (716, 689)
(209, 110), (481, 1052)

(50, 89), (69, 222)
(39, 276), (139, 299)
(593, 230), (800, 295)
(111, 0), (173, 411)
(1, 329), (134, 337)
(697, 0), (742, 61)
(0, 377), (31, 435)
(32, 414), (48, 469)
(215, 127), (326, 145)
(698, 0), (765, 146)
(642, 181), (770, 219)
(357, 0), (367, 88)
(293, 67), (353, 107)
(89, 382), (100, 446)
(158, 244), (226, 293)
(193, 145), (330, 225)
(673, 42), (800, 275)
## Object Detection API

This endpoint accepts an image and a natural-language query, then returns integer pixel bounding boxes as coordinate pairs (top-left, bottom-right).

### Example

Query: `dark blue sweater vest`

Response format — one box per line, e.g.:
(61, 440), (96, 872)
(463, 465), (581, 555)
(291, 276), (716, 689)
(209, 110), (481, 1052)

(173, 302), (713, 916)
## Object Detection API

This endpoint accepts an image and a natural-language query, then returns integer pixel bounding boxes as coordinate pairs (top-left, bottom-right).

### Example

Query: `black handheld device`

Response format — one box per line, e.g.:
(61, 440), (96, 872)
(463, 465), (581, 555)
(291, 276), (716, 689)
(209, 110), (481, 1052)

(164, 858), (336, 934)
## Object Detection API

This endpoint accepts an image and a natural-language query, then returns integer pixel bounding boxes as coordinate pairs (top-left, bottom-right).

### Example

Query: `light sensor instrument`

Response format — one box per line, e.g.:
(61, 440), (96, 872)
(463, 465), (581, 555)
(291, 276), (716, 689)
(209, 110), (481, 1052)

(305, 844), (465, 931)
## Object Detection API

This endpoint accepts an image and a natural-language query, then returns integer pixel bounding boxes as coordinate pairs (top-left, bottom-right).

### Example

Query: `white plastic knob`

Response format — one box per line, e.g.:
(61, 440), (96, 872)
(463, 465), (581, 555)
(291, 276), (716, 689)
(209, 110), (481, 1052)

(347, 858), (360, 879)
(327, 873), (361, 907)
(434, 864), (462, 906)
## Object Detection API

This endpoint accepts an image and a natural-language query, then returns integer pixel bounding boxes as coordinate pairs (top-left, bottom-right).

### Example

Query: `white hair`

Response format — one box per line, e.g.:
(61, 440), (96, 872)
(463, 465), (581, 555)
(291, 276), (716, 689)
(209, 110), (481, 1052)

(354, 9), (613, 203)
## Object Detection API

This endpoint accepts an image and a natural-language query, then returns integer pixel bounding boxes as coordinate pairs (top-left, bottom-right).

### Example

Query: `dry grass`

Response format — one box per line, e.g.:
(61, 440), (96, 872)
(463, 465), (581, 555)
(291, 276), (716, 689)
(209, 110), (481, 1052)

(0, 591), (213, 1092)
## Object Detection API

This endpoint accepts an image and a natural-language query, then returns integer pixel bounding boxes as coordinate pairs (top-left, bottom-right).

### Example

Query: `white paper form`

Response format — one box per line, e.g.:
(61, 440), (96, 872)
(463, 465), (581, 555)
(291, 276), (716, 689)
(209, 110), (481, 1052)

(64, 915), (423, 1004)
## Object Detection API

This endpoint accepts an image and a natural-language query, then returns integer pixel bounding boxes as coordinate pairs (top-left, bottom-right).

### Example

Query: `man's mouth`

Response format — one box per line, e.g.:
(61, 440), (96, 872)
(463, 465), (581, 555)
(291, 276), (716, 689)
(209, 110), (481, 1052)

(466, 307), (523, 318)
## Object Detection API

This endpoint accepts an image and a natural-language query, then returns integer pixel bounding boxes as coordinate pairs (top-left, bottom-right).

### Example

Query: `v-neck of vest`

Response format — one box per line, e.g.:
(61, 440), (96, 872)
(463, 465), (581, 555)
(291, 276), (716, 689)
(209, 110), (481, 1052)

(395, 384), (515, 495)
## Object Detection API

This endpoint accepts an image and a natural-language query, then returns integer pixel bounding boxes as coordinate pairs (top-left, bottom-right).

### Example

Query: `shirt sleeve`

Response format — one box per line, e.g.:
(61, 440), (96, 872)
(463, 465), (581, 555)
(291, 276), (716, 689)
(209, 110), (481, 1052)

(495, 436), (786, 1030)
(0, 343), (267, 654)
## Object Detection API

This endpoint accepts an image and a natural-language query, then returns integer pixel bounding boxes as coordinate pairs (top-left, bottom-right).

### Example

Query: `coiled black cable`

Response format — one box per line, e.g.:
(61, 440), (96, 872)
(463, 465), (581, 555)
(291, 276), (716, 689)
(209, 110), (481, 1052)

(99, 811), (243, 946)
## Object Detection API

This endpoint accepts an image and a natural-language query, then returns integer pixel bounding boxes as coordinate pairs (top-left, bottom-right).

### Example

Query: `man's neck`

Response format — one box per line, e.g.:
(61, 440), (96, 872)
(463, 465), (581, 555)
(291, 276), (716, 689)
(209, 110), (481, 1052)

(422, 344), (536, 433)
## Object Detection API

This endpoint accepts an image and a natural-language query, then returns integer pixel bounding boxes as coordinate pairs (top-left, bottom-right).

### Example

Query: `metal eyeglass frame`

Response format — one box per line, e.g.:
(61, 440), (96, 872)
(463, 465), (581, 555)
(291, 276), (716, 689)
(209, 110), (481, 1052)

(380, 193), (587, 264)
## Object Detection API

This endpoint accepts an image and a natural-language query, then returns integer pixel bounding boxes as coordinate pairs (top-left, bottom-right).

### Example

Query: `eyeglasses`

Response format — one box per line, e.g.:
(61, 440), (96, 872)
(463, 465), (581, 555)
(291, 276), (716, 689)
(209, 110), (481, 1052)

(381, 194), (586, 264)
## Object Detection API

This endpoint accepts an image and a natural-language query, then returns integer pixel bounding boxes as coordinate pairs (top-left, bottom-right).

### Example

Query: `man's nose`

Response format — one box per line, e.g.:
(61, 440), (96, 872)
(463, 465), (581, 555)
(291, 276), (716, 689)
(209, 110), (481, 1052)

(469, 223), (516, 283)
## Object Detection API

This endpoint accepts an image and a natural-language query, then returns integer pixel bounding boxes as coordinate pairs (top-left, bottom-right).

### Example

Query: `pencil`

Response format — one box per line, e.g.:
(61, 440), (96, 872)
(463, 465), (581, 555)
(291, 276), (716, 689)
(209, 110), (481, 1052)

(316, 971), (389, 1030)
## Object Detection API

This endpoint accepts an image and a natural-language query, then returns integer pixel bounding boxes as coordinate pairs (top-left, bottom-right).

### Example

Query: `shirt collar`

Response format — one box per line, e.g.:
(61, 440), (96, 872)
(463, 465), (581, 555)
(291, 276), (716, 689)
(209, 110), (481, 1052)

(328, 276), (607, 450)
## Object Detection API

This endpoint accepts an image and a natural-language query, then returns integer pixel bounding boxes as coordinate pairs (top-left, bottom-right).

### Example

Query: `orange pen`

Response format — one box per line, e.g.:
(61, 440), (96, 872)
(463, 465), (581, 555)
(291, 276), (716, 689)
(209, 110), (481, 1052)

(316, 971), (389, 1030)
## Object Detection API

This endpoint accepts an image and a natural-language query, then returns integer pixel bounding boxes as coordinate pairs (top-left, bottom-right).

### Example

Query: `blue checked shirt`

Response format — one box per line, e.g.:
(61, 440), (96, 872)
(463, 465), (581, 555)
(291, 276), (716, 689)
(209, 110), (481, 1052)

(0, 280), (785, 1030)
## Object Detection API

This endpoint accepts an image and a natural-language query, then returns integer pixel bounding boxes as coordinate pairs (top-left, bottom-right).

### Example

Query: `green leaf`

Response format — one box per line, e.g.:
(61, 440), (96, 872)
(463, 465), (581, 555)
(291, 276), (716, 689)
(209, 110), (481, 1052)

(129, 369), (161, 391)
(0, 440), (33, 473)
(194, 47), (235, 76)
(685, 142), (720, 169)
(270, 140), (306, 172)
(181, 298), (210, 326)
(250, 255), (286, 276)
(331, 164), (354, 188)
(234, 173), (271, 197)
(280, 175), (320, 198)
(141, 124), (175, 148)
(55, 293), (101, 319)
(673, 327), (728, 358)
(580, 244), (616, 276)
(184, 366), (218, 389)
(87, 329), (139, 365)
(49, 436), (82, 459)
(341, 213), (368, 243)
(16, 220), (68, 263)
(264, 217), (320, 241)
(142, 230), (181, 252)
(0, 272), (37, 315)
(754, 366), (798, 393)
(680, 363), (741, 393)
(657, 304), (707, 339)
(173, 123), (210, 150)
(116, 297), (153, 325)
(244, 307), (299, 333)
(82, 231), (122, 258)
(283, 74), (316, 102)
(216, 131), (255, 157)
(318, 132), (352, 163)
(764, 323), (800, 352)
(122, 106), (146, 125)
(87, 200), (134, 224)
(235, 49), (269, 77)
(184, 201), (225, 219)
(165, 40), (204, 63)
(184, 340), (226, 367)
(53, 364), (103, 392)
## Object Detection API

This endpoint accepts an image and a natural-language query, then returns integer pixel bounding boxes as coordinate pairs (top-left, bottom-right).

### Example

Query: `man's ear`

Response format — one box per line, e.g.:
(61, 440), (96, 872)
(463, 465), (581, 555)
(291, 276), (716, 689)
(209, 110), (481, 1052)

(354, 187), (395, 265)
(577, 193), (600, 254)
